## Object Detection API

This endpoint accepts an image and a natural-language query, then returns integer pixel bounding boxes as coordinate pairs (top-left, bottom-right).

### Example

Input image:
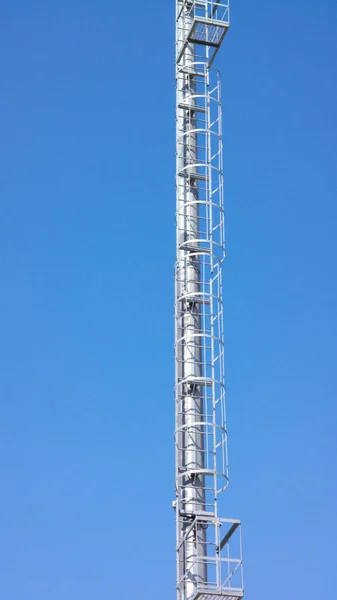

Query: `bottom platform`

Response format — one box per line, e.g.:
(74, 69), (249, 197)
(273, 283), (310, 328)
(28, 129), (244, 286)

(193, 588), (244, 600)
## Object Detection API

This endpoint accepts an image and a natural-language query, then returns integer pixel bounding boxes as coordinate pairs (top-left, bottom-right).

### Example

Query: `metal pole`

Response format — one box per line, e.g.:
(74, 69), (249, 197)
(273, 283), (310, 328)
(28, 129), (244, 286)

(175, 4), (243, 600)
(176, 5), (207, 599)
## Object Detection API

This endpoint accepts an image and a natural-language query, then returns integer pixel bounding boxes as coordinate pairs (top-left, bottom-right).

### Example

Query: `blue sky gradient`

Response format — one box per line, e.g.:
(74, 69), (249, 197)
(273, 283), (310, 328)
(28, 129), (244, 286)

(0, 1), (336, 599)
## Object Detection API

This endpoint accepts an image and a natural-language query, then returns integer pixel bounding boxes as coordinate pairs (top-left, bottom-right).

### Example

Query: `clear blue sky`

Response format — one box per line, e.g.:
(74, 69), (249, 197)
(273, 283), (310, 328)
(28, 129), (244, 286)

(0, 1), (336, 599)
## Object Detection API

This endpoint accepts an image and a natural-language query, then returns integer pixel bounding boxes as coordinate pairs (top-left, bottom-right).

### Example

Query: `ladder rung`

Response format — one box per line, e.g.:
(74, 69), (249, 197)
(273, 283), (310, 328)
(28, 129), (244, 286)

(180, 295), (211, 305)
(178, 102), (207, 113)
(181, 376), (213, 388)
(178, 171), (209, 181)
(180, 243), (211, 254)
(177, 68), (206, 77)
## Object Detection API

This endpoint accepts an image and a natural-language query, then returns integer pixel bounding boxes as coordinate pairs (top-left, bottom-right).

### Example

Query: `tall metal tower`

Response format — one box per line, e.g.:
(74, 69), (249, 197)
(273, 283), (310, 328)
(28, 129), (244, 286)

(174, 3), (244, 600)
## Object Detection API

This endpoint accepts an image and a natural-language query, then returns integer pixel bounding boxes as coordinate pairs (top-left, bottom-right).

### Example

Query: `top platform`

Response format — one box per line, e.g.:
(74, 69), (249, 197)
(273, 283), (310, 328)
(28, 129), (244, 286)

(176, 0), (230, 65)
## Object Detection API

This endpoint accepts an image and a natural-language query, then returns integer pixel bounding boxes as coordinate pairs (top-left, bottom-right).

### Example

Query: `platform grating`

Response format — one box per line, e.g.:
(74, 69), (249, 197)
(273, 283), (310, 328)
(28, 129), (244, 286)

(194, 593), (244, 600)
(190, 22), (226, 46)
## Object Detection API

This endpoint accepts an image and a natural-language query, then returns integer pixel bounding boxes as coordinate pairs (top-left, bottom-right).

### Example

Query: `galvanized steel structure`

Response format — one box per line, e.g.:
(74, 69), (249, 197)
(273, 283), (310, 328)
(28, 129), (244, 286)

(174, 3), (244, 600)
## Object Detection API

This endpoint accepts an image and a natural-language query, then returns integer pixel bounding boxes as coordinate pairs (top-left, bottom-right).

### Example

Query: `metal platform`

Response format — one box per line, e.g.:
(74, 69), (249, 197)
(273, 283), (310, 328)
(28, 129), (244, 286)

(176, 0), (230, 65)
(188, 19), (228, 47)
(176, 517), (243, 600)
(193, 590), (244, 600)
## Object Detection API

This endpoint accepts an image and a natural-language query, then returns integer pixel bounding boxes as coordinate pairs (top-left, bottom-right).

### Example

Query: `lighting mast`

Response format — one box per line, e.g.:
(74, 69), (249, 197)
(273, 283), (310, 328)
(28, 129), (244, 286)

(174, 3), (244, 599)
